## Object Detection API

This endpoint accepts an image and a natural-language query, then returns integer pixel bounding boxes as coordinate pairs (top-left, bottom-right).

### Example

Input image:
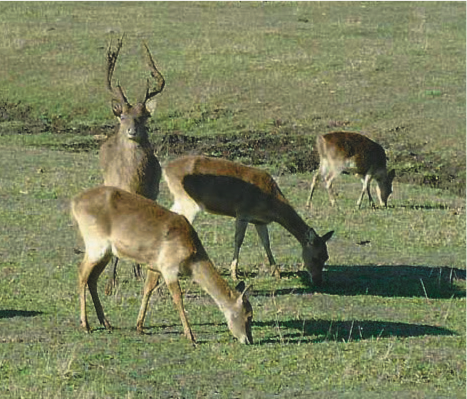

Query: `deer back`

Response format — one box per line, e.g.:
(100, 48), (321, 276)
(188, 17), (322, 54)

(164, 156), (289, 221)
(73, 186), (196, 266)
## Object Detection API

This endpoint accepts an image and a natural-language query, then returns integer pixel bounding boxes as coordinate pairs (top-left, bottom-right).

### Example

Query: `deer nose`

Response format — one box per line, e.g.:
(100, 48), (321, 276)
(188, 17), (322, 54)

(126, 126), (137, 138)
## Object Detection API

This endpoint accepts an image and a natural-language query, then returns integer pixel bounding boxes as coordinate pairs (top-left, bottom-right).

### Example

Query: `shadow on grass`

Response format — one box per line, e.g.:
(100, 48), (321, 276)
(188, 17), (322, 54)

(253, 265), (466, 299)
(88, 319), (455, 346)
(128, 324), (229, 346)
(255, 318), (456, 345)
(0, 309), (43, 319)
(388, 203), (461, 211)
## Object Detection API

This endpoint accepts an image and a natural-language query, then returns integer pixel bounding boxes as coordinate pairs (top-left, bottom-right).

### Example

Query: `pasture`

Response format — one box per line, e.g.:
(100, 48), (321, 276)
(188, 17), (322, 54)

(0, 2), (465, 398)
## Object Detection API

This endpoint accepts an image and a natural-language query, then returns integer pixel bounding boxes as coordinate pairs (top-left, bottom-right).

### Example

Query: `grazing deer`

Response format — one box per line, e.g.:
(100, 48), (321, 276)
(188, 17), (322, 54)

(306, 131), (395, 209)
(163, 156), (334, 285)
(71, 186), (253, 345)
(100, 37), (165, 294)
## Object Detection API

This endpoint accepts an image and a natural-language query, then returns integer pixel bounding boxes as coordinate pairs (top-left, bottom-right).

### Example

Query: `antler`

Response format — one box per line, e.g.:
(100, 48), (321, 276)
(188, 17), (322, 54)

(106, 35), (128, 105)
(141, 42), (165, 105)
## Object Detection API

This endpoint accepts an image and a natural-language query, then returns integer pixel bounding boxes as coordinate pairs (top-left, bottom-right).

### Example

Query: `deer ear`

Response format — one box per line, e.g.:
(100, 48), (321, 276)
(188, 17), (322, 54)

(305, 228), (318, 243)
(235, 282), (252, 300)
(322, 230), (334, 242)
(111, 100), (123, 118)
(235, 281), (245, 293)
(145, 98), (157, 116)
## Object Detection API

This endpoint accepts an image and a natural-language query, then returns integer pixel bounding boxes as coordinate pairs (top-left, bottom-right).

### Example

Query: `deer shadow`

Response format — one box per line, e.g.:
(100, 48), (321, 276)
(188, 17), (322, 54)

(0, 309), (43, 319)
(255, 318), (456, 345)
(389, 204), (458, 211)
(91, 318), (456, 346)
(253, 265), (465, 299)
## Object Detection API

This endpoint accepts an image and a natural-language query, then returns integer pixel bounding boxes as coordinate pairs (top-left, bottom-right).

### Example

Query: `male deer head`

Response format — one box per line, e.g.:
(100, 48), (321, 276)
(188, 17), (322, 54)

(106, 36), (165, 142)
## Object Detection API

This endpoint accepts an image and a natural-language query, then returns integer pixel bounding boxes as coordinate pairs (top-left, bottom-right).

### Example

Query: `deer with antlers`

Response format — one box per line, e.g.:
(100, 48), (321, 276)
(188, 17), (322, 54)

(306, 132), (396, 209)
(100, 36), (165, 294)
(163, 156), (334, 285)
(72, 186), (253, 345)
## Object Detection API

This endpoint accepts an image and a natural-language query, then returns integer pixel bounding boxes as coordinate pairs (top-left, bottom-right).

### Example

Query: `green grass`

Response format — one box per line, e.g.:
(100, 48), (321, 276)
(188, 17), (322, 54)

(0, 2), (465, 398)
(0, 146), (464, 398)
(0, 2), (464, 134)
(0, 2), (465, 194)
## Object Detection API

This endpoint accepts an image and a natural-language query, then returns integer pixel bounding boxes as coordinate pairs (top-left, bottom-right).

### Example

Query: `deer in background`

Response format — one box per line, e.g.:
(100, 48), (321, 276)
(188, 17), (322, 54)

(163, 156), (334, 285)
(100, 36), (165, 294)
(71, 186), (253, 345)
(306, 131), (396, 209)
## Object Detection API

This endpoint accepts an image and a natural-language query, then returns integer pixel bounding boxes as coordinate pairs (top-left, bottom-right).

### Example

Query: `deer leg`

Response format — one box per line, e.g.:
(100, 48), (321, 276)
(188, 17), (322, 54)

(231, 218), (249, 280)
(165, 279), (196, 345)
(357, 174), (374, 209)
(367, 181), (375, 208)
(88, 259), (113, 331)
(324, 172), (338, 207)
(375, 183), (386, 207)
(104, 256), (119, 296)
(306, 170), (321, 208)
(136, 269), (161, 333)
(78, 250), (112, 332)
(254, 224), (279, 279)
(132, 263), (144, 280)
(78, 256), (93, 332)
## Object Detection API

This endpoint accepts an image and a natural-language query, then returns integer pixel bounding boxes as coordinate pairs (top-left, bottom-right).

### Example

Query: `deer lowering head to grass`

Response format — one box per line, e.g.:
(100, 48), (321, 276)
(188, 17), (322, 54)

(163, 156), (334, 285)
(100, 37), (165, 293)
(306, 132), (396, 209)
(71, 186), (253, 345)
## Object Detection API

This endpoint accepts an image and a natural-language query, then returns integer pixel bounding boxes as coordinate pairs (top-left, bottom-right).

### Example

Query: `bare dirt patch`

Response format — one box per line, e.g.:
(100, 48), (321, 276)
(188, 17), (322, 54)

(0, 101), (464, 197)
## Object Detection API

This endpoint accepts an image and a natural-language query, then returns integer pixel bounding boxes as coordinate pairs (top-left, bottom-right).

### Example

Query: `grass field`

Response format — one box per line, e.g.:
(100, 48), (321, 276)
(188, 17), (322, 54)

(0, 2), (465, 398)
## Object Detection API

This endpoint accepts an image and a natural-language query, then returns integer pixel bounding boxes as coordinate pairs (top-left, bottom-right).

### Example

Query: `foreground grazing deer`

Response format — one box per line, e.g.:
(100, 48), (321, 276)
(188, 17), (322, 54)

(100, 37), (165, 293)
(71, 186), (253, 345)
(306, 131), (396, 209)
(163, 156), (334, 285)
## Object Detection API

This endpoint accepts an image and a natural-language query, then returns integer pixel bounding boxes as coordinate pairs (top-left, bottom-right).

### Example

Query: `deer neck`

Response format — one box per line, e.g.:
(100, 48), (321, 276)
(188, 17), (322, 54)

(112, 134), (151, 166)
(191, 257), (239, 313)
(272, 200), (310, 245)
(117, 132), (149, 148)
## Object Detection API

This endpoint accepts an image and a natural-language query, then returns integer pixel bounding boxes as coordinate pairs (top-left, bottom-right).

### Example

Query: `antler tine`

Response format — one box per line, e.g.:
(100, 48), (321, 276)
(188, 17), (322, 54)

(106, 35), (128, 104)
(142, 42), (165, 104)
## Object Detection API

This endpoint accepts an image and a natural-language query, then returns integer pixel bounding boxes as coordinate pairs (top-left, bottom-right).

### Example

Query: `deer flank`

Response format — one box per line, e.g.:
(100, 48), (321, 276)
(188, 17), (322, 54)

(306, 131), (395, 209)
(71, 186), (253, 345)
(163, 156), (334, 284)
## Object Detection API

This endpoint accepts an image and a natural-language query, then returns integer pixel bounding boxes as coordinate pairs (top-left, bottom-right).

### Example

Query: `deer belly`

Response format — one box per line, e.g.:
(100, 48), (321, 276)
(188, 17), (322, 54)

(111, 239), (155, 265)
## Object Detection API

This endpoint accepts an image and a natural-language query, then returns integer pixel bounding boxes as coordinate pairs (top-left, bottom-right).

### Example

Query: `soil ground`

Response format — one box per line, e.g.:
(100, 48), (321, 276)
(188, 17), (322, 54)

(2, 99), (462, 197)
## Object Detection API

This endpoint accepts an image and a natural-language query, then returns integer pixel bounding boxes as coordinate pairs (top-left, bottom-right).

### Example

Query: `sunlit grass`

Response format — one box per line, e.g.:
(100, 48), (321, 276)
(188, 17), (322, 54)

(0, 145), (464, 398)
